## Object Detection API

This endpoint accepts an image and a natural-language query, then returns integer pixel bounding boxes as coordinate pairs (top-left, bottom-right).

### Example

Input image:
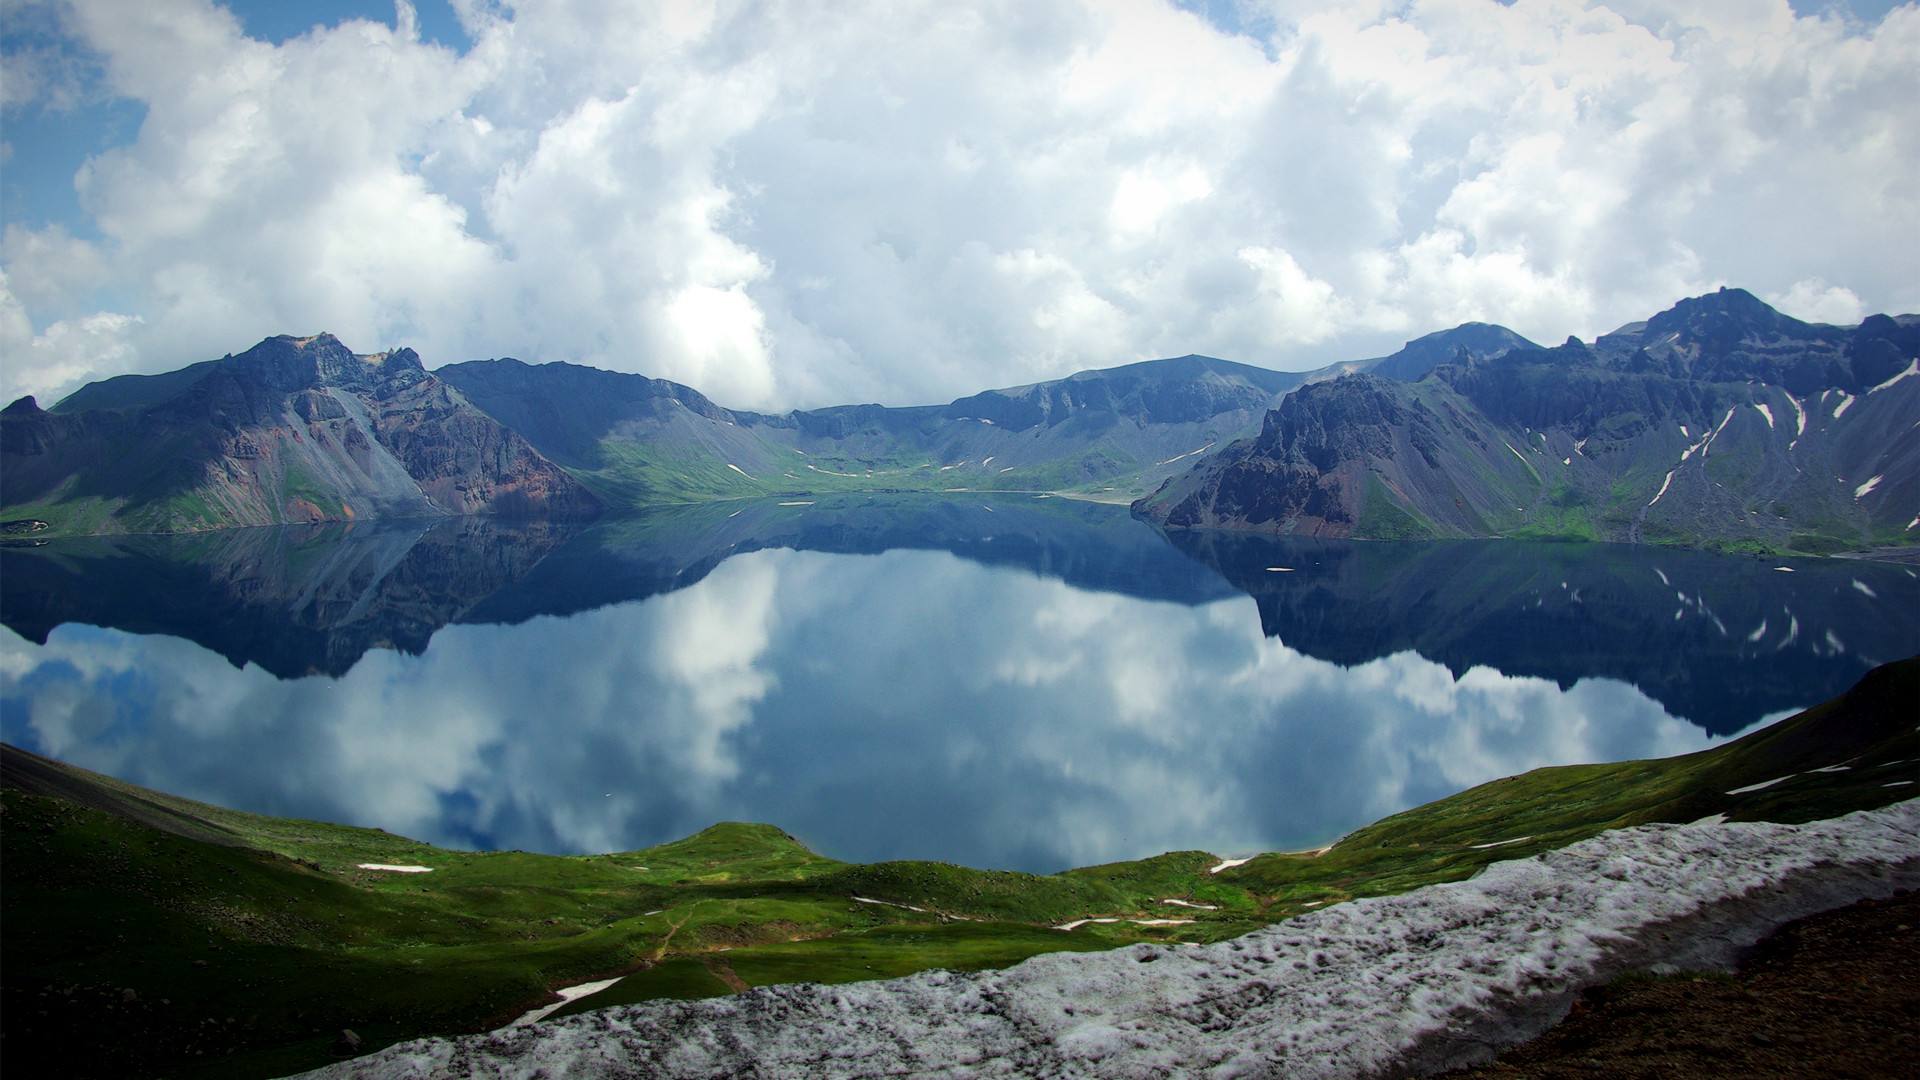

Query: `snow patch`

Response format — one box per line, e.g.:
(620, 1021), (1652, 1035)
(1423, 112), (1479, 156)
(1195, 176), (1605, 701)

(725, 464), (754, 480)
(1852, 580), (1877, 599)
(1688, 814), (1728, 827)
(1867, 358), (1918, 394)
(1752, 402), (1774, 429)
(1833, 392), (1855, 419)
(305, 803), (1920, 1080)
(1160, 900), (1218, 911)
(1648, 470), (1676, 507)
(1468, 836), (1532, 850)
(356, 864), (433, 873)
(1054, 918), (1120, 931)
(1265, 567), (1294, 573)
(778, 501), (814, 507)
(1854, 474), (1883, 499)
(1746, 620), (1767, 643)
(853, 896), (931, 914)
(1727, 775), (1794, 795)
(1786, 394), (1807, 447)
(1208, 856), (1254, 874)
(1156, 443), (1215, 466)
(1773, 566), (1795, 573)
(509, 979), (625, 1028)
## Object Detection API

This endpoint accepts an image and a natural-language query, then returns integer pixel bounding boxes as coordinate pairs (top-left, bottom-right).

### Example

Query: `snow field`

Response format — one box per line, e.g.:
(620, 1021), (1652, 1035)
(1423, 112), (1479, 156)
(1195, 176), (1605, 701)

(305, 801), (1920, 1080)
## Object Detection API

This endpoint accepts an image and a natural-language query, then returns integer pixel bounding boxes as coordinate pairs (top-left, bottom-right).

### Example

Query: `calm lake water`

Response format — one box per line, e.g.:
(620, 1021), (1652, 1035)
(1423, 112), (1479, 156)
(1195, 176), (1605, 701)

(3, 495), (1915, 872)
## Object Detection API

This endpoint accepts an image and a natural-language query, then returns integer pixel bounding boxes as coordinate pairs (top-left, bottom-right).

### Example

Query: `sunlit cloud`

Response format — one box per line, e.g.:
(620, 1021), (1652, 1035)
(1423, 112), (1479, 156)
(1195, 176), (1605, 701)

(1, 1), (1914, 409)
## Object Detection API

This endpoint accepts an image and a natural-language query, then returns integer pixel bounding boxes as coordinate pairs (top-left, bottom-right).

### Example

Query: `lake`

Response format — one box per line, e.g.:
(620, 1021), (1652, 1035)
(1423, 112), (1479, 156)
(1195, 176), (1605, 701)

(2, 494), (1914, 872)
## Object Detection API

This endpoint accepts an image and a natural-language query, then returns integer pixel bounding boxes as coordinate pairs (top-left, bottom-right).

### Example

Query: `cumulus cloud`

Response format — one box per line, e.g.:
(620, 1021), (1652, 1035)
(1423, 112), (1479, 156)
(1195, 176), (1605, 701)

(1, 0), (1916, 408)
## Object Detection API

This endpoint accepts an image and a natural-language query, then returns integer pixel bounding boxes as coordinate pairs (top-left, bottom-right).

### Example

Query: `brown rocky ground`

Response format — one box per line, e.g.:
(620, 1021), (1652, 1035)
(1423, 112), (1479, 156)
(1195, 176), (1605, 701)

(1445, 889), (1920, 1079)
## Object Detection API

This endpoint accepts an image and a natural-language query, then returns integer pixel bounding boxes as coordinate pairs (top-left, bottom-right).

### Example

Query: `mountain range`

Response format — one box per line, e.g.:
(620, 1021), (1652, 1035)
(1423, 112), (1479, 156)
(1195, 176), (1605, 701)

(3, 288), (1914, 553)
(1139, 289), (1920, 552)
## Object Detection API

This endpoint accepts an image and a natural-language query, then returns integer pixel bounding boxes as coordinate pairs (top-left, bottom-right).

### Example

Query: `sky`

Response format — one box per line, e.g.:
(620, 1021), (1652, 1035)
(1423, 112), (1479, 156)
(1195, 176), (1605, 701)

(2, 0), (1917, 411)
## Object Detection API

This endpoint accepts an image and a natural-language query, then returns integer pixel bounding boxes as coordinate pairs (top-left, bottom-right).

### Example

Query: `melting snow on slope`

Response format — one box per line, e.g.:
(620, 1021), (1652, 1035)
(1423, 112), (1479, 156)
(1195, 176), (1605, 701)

(1752, 402), (1774, 429)
(1867, 358), (1918, 394)
(508, 979), (624, 1028)
(1156, 443), (1215, 466)
(853, 896), (931, 914)
(1853, 580), (1878, 599)
(1727, 775), (1794, 795)
(1208, 856), (1254, 874)
(1833, 392), (1855, 418)
(1701, 407), (1737, 456)
(1786, 394), (1807, 446)
(1854, 474), (1883, 499)
(306, 803), (1920, 1080)
(1648, 471), (1676, 507)
(726, 464), (754, 480)
(357, 864), (433, 873)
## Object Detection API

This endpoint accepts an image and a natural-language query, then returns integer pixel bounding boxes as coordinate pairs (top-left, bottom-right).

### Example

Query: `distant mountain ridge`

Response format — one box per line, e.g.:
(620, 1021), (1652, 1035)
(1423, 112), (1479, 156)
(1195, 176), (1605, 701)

(1137, 289), (1919, 553)
(5, 287), (1915, 553)
(433, 352), (1324, 504)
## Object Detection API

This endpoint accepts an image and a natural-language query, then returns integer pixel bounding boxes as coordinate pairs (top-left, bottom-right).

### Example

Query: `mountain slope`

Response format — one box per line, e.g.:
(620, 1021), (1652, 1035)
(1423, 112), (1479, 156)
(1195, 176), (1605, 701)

(0, 334), (599, 535)
(1137, 290), (1920, 552)
(437, 354), (1313, 503)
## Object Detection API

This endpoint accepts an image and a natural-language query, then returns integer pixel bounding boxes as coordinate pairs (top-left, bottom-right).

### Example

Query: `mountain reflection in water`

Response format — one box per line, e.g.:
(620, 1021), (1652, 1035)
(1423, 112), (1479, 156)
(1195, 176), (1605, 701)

(2, 495), (1914, 871)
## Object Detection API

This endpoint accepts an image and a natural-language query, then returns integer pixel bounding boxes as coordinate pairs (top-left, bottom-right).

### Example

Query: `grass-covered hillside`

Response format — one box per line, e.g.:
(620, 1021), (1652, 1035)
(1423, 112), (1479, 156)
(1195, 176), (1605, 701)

(3, 658), (1914, 1079)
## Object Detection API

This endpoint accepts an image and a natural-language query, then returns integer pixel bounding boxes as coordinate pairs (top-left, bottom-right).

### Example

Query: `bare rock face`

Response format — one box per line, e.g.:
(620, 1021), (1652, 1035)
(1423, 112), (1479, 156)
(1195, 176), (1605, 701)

(0, 334), (598, 535)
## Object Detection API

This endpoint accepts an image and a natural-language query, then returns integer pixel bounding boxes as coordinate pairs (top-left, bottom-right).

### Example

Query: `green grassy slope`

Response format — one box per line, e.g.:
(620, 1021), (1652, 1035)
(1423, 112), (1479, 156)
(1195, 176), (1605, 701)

(3, 658), (1914, 1078)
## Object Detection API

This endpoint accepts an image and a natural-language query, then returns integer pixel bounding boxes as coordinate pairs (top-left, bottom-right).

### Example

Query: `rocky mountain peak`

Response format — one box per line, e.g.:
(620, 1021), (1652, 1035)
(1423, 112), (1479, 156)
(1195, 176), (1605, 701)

(1643, 286), (1800, 342)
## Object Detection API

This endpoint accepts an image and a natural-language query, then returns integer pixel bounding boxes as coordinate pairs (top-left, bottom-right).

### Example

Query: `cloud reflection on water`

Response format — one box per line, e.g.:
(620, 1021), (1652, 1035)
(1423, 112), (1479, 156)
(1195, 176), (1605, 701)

(0, 546), (1734, 872)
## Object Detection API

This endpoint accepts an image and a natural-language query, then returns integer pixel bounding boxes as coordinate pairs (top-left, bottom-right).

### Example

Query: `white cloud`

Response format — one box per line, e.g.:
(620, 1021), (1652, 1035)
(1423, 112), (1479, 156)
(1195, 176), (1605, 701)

(1, 0), (1916, 408)
(1768, 277), (1867, 324)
